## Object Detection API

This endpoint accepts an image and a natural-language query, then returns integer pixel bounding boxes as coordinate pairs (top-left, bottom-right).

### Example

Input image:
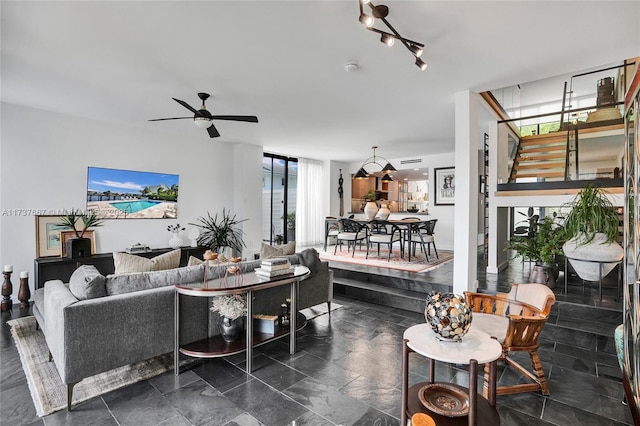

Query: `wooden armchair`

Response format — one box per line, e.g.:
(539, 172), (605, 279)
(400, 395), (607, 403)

(464, 283), (556, 397)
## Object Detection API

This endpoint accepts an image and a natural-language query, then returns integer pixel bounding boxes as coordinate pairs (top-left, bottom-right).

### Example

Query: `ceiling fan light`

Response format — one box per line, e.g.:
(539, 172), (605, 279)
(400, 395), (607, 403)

(415, 57), (427, 71)
(354, 168), (369, 179)
(359, 12), (374, 27)
(381, 173), (393, 182)
(193, 117), (212, 128)
(381, 33), (395, 47)
(409, 44), (423, 58)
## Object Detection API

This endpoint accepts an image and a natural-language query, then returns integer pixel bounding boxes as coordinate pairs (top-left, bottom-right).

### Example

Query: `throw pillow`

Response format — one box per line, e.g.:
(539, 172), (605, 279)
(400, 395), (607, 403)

(113, 249), (181, 274)
(260, 241), (296, 259)
(187, 256), (203, 266)
(68, 264), (106, 300)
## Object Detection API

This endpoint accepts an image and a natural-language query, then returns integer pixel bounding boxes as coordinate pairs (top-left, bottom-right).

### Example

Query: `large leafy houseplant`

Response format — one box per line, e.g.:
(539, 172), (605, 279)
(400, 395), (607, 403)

(58, 209), (104, 238)
(562, 184), (623, 281)
(507, 213), (566, 266)
(562, 184), (620, 245)
(190, 209), (247, 253)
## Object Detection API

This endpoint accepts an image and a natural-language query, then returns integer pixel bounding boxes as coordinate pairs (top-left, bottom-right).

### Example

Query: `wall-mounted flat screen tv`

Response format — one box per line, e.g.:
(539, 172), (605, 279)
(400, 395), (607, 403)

(86, 167), (179, 219)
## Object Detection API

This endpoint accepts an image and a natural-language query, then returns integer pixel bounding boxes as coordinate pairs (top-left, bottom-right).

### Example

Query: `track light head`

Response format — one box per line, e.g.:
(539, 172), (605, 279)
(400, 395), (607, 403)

(415, 57), (427, 71)
(359, 12), (374, 27)
(380, 33), (395, 46)
(371, 4), (389, 19)
(409, 44), (423, 58)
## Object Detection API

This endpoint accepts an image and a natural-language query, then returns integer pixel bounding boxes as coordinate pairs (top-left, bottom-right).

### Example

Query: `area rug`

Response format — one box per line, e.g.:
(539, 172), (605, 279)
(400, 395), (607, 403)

(320, 248), (453, 273)
(8, 316), (173, 417)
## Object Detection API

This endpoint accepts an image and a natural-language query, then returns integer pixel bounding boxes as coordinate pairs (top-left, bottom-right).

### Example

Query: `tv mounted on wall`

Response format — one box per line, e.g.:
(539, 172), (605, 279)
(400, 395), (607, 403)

(86, 166), (179, 219)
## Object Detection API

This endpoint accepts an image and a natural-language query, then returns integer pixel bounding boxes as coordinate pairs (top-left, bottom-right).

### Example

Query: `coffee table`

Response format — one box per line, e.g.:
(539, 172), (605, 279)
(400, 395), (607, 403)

(174, 264), (310, 374)
(402, 325), (502, 426)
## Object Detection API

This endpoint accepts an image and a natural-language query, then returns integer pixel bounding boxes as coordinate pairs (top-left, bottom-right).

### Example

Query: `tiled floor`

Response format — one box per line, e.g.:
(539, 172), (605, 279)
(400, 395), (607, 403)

(0, 252), (634, 425)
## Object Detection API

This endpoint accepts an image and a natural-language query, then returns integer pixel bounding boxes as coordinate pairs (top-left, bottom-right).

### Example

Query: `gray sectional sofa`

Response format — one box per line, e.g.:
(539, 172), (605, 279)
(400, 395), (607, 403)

(32, 248), (332, 410)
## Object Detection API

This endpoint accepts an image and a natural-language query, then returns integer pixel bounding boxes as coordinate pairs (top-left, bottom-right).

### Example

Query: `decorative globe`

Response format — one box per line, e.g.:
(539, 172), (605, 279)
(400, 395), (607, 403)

(424, 292), (472, 342)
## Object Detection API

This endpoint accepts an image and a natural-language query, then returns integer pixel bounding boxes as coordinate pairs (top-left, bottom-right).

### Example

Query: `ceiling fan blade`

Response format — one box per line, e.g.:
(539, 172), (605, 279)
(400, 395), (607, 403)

(148, 117), (193, 121)
(207, 123), (221, 138)
(211, 115), (259, 123)
(172, 98), (201, 116)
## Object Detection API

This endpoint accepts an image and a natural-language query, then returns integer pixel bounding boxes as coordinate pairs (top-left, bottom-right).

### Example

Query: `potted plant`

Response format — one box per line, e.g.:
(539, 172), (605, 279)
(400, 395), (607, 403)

(190, 209), (247, 258)
(506, 213), (566, 287)
(362, 189), (378, 220)
(58, 209), (104, 258)
(562, 184), (623, 281)
(211, 294), (247, 342)
(281, 212), (296, 242)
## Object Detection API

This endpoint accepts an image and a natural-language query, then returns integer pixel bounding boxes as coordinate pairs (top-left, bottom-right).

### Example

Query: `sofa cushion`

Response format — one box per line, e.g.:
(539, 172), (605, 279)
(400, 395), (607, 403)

(113, 249), (181, 274)
(188, 256), (203, 266)
(105, 263), (205, 296)
(68, 265), (106, 300)
(261, 242), (296, 259)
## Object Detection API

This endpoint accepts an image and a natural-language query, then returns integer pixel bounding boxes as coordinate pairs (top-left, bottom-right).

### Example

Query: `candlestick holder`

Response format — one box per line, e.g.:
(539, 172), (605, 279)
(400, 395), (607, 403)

(1, 271), (13, 311)
(18, 273), (30, 309)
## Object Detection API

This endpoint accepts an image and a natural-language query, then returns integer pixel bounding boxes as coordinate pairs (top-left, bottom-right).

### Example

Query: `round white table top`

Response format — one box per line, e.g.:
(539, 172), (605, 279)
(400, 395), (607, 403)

(404, 324), (502, 365)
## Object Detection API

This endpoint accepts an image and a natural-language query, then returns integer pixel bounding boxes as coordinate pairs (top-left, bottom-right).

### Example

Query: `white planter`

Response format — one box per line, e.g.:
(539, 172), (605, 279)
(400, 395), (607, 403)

(364, 201), (378, 221)
(562, 233), (623, 281)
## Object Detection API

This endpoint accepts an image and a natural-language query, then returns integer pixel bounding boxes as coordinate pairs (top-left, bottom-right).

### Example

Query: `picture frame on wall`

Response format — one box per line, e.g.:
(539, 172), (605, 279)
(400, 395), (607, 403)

(60, 230), (96, 257)
(434, 167), (455, 205)
(35, 215), (72, 258)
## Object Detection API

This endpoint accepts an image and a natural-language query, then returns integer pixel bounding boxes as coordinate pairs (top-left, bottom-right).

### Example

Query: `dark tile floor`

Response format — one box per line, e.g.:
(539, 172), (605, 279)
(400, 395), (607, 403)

(0, 252), (634, 426)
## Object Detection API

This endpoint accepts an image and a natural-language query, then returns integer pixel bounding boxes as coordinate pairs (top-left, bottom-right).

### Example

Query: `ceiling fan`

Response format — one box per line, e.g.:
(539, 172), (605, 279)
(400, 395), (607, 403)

(149, 92), (258, 138)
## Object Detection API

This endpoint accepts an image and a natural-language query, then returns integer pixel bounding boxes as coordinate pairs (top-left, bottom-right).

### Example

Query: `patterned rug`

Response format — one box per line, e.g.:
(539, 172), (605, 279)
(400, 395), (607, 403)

(320, 247), (453, 273)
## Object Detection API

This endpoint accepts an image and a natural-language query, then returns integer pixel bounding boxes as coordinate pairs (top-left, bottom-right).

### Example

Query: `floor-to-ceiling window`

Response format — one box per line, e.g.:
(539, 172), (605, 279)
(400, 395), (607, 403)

(262, 154), (297, 245)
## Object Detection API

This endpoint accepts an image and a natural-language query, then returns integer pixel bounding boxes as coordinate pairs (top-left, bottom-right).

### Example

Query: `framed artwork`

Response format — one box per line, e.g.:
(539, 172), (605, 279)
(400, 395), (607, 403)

(60, 230), (96, 257)
(35, 215), (73, 258)
(434, 167), (455, 205)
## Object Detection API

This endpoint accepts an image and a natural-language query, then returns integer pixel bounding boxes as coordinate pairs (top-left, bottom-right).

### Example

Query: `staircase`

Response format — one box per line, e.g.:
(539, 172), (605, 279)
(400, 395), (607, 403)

(510, 133), (567, 181)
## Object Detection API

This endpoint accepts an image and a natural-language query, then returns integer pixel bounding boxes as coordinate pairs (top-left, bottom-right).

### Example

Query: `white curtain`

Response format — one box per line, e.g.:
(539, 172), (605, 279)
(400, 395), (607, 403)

(297, 158), (324, 247)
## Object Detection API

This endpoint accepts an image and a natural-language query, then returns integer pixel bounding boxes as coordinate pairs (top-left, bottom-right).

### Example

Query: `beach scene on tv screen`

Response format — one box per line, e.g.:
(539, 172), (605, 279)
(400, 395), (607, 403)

(87, 167), (179, 219)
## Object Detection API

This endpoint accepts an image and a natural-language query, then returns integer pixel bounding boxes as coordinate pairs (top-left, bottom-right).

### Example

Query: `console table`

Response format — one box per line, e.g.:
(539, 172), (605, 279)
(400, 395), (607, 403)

(174, 265), (310, 374)
(401, 325), (502, 426)
(33, 246), (206, 288)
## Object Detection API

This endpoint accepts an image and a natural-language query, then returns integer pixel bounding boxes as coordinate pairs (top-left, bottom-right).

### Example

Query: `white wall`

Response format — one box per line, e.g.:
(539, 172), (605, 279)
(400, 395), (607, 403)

(0, 103), (263, 286)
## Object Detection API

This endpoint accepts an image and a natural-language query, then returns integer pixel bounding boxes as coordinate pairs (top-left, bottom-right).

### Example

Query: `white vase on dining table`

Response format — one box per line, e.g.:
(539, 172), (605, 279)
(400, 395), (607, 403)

(378, 203), (390, 220)
(364, 201), (378, 221)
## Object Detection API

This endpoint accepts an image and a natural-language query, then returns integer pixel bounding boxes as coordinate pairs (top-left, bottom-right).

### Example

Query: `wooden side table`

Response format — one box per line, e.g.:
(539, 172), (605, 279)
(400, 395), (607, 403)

(401, 325), (502, 426)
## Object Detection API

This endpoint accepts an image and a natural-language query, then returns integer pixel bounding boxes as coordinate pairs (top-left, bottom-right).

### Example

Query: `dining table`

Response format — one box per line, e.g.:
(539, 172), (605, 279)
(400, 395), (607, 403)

(351, 216), (430, 262)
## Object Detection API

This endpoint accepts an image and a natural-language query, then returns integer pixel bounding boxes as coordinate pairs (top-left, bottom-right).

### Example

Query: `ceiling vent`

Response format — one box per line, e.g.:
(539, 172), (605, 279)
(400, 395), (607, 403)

(400, 158), (422, 164)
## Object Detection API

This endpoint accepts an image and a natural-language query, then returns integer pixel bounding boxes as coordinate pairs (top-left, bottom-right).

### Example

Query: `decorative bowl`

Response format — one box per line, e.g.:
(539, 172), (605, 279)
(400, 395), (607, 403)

(407, 208), (419, 213)
(424, 292), (472, 342)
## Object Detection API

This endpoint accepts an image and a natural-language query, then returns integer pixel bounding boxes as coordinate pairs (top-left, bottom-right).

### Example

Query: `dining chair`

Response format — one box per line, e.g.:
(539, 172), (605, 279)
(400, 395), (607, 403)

(335, 218), (368, 257)
(366, 219), (403, 261)
(324, 217), (341, 252)
(407, 219), (438, 261)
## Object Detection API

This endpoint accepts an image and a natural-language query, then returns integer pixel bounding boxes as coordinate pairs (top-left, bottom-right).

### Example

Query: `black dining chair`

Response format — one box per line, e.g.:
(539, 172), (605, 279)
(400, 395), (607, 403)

(324, 217), (341, 252)
(407, 219), (439, 261)
(335, 218), (368, 257)
(366, 219), (403, 261)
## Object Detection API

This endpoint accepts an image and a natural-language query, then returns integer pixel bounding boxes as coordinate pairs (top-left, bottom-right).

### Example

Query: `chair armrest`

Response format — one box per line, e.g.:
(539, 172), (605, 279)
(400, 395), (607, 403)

(464, 291), (511, 316)
(503, 314), (548, 349)
(42, 280), (79, 381)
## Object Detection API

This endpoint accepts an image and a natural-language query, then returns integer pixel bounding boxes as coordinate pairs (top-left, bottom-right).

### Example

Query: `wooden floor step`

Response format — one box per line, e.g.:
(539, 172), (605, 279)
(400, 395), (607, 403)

(513, 171), (566, 179)
(517, 153), (566, 161)
(514, 162), (565, 170)
(520, 145), (567, 154)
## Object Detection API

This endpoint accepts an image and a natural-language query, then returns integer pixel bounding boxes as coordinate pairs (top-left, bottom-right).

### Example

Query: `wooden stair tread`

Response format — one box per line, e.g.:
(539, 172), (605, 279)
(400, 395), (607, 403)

(517, 153), (566, 161)
(514, 162), (566, 170)
(513, 171), (566, 178)
(520, 146), (567, 154)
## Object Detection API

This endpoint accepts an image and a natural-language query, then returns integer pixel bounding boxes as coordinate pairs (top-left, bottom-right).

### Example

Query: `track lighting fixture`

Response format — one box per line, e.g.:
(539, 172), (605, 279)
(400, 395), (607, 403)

(357, 0), (426, 70)
(353, 146), (397, 180)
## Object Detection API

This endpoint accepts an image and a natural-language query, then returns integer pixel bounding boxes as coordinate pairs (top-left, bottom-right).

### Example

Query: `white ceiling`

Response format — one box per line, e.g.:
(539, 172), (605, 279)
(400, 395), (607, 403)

(2, 1), (639, 163)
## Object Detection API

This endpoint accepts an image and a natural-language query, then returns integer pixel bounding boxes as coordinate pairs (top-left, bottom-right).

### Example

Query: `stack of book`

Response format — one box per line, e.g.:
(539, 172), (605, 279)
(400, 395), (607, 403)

(254, 258), (294, 278)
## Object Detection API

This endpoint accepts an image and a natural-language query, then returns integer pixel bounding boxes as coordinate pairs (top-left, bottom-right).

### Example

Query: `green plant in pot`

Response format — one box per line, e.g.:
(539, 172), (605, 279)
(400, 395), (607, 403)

(281, 212), (296, 243)
(190, 209), (247, 258)
(562, 184), (623, 281)
(58, 209), (104, 258)
(507, 213), (566, 287)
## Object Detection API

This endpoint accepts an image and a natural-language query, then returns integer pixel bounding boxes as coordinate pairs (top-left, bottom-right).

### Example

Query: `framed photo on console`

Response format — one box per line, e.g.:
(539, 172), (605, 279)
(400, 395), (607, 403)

(434, 167), (455, 205)
(35, 215), (72, 258)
